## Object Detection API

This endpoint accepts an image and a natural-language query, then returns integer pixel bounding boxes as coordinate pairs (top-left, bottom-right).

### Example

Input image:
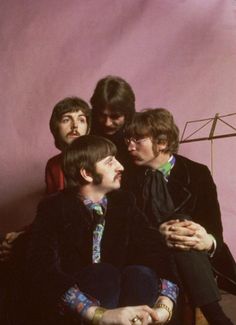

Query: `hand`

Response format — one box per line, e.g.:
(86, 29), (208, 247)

(85, 305), (158, 325)
(0, 231), (24, 262)
(159, 220), (213, 251)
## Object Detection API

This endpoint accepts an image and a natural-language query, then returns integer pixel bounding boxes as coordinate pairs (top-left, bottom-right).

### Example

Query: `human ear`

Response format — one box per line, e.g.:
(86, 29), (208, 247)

(158, 140), (168, 151)
(80, 168), (93, 183)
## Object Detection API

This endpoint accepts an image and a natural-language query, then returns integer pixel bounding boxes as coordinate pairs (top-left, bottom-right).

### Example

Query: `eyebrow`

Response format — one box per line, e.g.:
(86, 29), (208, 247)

(104, 156), (113, 164)
(101, 111), (123, 117)
(61, 113), (86, 117)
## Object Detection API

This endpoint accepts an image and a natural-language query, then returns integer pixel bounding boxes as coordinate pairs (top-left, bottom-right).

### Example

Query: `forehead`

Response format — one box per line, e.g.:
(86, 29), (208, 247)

(61, 110), (86, 117)
(96, 155), (114, 167)
(101, 107), (124, 117)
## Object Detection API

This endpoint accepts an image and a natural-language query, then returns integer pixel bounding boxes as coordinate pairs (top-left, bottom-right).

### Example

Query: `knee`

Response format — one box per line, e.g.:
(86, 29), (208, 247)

(120, 265), (158, 306)
(86, 263), (121, 283)
(123, 265), (157, 281)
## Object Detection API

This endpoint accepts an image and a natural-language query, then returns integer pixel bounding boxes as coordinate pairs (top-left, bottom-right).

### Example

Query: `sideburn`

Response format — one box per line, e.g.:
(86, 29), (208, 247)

(92, 172), (103, 185)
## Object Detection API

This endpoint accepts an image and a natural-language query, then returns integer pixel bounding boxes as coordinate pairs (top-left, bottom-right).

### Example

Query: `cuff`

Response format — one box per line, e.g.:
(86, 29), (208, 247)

(59, 284), (99, 316)
(208, 234), (217, 258)
(159, 279), (179, 304)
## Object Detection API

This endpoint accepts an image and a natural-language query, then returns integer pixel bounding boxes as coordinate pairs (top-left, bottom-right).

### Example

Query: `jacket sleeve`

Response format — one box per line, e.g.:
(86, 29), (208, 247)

(27, 197), (77, 308)
(193, 165), (224, 252)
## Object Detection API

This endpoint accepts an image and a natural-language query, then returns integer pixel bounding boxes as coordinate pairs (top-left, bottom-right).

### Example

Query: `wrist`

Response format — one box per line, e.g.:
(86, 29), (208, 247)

(91, 307), (107, 325)
(82, 306), (97, 322)
(207, 234), (216, 257)
(155, 296), (174, 309)
(154, 303), (172, 323)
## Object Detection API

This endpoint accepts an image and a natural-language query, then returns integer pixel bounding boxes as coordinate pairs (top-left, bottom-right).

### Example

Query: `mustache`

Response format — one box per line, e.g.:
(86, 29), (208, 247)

(67, 131), (80, 136)
(103, 126), (118, 131)
(114, 171), (123, 181)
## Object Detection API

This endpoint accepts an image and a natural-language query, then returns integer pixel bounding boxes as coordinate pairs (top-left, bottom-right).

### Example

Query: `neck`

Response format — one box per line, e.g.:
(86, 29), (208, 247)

(149, 152), (171, 170)
(78, 184), (106, 203)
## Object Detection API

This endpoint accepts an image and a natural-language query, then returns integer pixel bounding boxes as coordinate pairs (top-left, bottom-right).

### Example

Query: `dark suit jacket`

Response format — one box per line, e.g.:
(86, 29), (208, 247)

(169, 155), (236, 293)
(131, 154), (236, 294)
(28, 189), (174, 311)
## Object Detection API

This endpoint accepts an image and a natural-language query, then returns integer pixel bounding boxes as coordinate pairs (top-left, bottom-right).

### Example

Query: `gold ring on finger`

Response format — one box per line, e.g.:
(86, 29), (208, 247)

(132, 316), (141, 323)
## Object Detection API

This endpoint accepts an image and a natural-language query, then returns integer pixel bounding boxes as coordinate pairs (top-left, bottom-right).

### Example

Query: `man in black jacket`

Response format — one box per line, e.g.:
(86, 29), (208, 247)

(125, 108), (235, 325)
(28, 135), (178, 325)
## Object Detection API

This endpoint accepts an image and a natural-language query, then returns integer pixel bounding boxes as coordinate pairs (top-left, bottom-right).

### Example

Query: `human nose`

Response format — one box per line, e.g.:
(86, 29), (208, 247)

(71, 118), (78, 129)
(127, 141), (136, 151)
(104, 116), (113, 127)
(114, 158), (124, 171)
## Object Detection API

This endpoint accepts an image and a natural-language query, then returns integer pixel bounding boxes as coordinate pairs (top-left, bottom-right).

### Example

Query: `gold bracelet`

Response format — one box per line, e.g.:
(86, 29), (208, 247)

(154, 303), (172, 323)
(92, 307), (107, 325)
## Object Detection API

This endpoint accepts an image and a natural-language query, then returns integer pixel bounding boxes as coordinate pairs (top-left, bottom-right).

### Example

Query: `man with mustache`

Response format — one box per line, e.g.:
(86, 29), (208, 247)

(46, 96), (91, 194)
(28, 135), (178, 325)
(0, 97), (91, 324)
(90, 75), (135, 171)
(125, 108), (235, 325)
(0, 97), (91, 261)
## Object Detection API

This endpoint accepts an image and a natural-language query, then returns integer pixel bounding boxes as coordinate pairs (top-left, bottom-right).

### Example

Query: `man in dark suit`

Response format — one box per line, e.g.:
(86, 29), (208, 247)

(28, 135), (178, 325)
(125, 108), (235, 324)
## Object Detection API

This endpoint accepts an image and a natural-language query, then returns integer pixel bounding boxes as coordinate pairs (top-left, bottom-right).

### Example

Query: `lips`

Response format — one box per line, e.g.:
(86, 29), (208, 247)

(130, 154), (139, 160)
(114, 173), (122, 182)
(67, 132), (80, 137)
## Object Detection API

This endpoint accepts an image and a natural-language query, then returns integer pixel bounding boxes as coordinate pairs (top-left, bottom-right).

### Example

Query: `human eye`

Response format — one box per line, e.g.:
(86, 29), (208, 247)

(105, 156), (115, 166)
(60, 116), (70, 123)
(78, 116), (87, 123)
(111, 113), (122, 119)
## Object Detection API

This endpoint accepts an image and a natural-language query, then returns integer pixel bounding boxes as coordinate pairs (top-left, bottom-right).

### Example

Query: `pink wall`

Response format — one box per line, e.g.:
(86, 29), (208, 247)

(1, 0), (236, 257)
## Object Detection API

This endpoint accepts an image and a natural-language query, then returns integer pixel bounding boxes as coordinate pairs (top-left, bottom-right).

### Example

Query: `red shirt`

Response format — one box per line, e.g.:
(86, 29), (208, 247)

(45, 153), (65, 194)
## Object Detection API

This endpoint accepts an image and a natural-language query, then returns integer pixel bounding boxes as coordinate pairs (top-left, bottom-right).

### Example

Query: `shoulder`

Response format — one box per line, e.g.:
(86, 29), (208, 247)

(175, 154), (211, 177)
(37, 191), (76, 218)
(46, 153), (63, 168)
(37, 191), (65, 216)
(40, 189), (79, 208)
(35, 191), (83, 231)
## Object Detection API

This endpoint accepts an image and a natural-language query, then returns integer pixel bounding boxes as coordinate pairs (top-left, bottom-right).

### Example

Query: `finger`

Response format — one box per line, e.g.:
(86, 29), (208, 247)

(148, 309), (159, 322)
(173, 243), (191, 250)
(5, 231), (22, 243)
(174, 220), (194, 227)
(5, 233), (16, 243)
(139, 306), (159, 322)
(0, 247), (12, 255)
(1, 241), (12, 249)
(168, 235), (199, 246)
(175, 238), (199, 247)
(139, 311), (150, 325)
(166, 219), (180, 225)
(167, 241), (187, 250)
(169, 225), (196, 235)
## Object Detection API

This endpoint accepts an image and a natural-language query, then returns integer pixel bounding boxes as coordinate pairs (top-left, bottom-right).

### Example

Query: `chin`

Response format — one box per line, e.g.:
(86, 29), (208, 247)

(104, 130), (117, 135)
(113, 181), (121, 189)
(66, 137), (78, 144)
(133, 159), (144, 166)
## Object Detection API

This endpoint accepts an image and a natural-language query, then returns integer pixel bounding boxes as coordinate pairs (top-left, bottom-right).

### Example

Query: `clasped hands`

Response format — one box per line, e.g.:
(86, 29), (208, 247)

(85, 303), (171, 324)
(159, 219), (214, 252)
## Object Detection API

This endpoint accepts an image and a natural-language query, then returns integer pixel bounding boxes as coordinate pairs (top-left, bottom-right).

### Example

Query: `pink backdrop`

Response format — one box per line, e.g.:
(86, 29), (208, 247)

(1, 0), (236, 257)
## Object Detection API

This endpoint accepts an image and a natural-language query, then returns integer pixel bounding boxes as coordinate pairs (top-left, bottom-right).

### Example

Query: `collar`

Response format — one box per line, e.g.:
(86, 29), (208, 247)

(158, 155), (176, 179)
(80, 195), (108, 215)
